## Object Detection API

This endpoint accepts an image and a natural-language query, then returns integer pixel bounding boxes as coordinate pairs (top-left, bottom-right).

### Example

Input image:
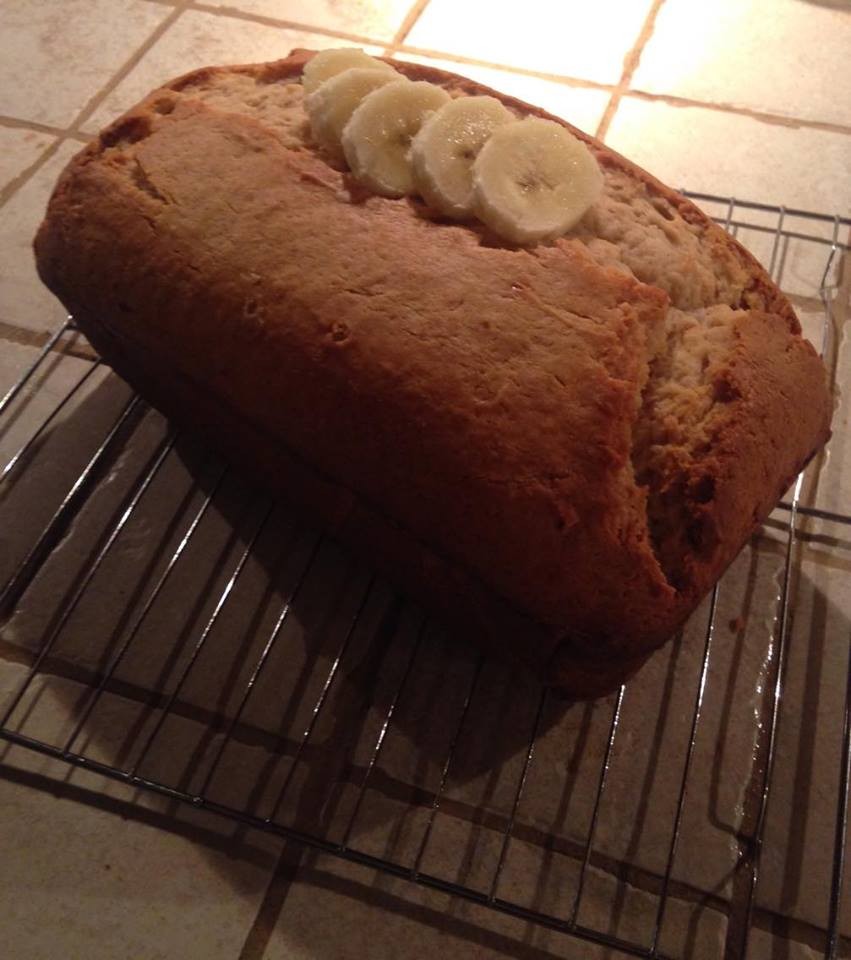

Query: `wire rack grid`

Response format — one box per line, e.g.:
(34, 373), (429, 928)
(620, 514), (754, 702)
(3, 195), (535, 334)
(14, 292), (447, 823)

(0, 191), (849, 959)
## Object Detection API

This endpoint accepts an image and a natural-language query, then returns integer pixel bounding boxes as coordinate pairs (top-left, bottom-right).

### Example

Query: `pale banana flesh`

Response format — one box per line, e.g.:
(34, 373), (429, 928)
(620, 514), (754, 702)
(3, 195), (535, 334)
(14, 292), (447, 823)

(411, 95), (514, 219)
(342, 80), (451, 198)
(472, 117), (603, 245)
(306, 67), (400, 160)
(302, 47), (396, 97)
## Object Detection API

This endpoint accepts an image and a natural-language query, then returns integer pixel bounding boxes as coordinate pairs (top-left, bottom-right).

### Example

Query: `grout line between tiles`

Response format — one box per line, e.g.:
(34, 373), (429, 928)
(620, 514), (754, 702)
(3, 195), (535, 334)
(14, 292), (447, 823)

(0, 2), (190, 213)
(0, 116), (78, 140)
(118, 0), (851, 141)
(8, 613), (848, 947)
(1, 733), (843, 958)
(391, 43), (616, 93)
(0, 759), (279, 870)
(237, 844), (305, 960)
(0, 114), (91, 204)
(388, 0), (432, 49)
(188, 1), (393, 48)
(0, 138), (65, 209)
(595, 0), (666, 142)
(0, 320), (97, 361)
(66, 2), (189, 137)
(623, 88), (851, 137)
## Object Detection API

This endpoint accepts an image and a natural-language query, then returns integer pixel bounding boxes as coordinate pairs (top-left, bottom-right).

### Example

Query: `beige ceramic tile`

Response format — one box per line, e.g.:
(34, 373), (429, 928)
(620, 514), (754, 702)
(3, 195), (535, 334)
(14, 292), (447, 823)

(631, 0), (851, 127)
(406, 0), (654, 85)
(201, 0), (413, 42)
(0, 0), (170, 128)
(0, 664), (279, 960)
(0, 139), (80, 333)
(393, 53), (611, 135)
(755, 521), (851, 935)
(606, 97), (851, 214)
(259, 848), (644, 959)
(0, 339), (95, 463)
(0, 126), (56, 192)
(83, 10), (365, 133)
(810, 263), (851, 518)
(745, 927), (849, 960)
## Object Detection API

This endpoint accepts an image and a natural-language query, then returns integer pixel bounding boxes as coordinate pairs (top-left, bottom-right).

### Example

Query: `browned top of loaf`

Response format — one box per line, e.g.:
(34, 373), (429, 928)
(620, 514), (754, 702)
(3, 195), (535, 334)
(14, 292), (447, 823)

(34, 50), (832, 662)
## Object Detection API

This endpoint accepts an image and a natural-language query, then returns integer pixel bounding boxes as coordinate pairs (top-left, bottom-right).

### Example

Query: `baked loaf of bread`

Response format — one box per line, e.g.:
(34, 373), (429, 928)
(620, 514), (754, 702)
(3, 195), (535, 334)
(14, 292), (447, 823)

(34, 50), (831, 698)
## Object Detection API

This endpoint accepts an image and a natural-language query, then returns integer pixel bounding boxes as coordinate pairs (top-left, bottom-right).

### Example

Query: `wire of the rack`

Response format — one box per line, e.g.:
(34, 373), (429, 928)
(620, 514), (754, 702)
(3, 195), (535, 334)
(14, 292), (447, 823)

(0, 426), (177, 730)
(682, 192), (851, 228)
(737, 196), (833, 957)
(650, 586), (719, 956)
(0, 190), (848, 960)
(195, 532), (326, 799)
(822, 209), (847, 960)
(61, 464), (229, 757)
(128, 499), (276, 779)
(828, 649), (851, 959)
(739, 472), (803, 956)
(489, 686), (549, 902)
(0, 357), (102, 483)
(0, 722), (677, 960)
(0, 390), (141, 619)
(339, 616), (427, 851)
(410, 653), (485, 879)
(568, 684), (624, 927)
(265, 574), (379, 826)
(0, 317), (73, 417)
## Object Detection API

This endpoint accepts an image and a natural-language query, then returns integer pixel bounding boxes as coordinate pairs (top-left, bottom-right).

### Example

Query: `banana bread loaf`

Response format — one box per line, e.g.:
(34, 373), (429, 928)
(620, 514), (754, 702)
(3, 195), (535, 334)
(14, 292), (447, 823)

(33, 50), (832, 697)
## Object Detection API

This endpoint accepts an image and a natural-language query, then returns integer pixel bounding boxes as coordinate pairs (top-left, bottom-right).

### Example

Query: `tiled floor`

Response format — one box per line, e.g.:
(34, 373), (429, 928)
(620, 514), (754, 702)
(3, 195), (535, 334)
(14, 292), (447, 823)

(0, 1), (850, 959)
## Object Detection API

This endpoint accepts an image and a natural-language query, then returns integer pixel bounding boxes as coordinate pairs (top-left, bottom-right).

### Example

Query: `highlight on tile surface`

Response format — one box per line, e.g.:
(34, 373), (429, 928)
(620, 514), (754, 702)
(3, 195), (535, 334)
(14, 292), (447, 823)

(605, 97), (851, 215)
(631, 0), (851, 127)
(406, 0), (656, 84)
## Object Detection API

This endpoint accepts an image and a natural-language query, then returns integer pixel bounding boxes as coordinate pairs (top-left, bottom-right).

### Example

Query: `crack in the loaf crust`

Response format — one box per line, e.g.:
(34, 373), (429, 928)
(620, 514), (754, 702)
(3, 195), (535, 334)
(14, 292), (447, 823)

(130, 159), (169, 203)
(630, 342), (675, 587)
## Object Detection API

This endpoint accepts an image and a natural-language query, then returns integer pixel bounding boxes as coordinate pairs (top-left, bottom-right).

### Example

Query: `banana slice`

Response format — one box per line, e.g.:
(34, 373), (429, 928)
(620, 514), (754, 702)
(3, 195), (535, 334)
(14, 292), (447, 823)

(302, 48), (396, 97)
(411, 96), (514, 219)
(472, 117), (603, 245)
(306, 67), (401, 160)
(342, 80), (451, 198)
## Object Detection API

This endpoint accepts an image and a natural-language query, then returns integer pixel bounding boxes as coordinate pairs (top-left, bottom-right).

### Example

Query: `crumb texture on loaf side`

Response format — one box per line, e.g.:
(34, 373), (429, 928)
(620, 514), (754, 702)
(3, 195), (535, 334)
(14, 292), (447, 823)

(33, 51), (832, 693)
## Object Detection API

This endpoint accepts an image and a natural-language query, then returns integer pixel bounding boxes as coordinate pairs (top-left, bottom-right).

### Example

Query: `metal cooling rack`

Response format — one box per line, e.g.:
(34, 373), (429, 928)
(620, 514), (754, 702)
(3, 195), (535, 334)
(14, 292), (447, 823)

(0, 192), (849, 959)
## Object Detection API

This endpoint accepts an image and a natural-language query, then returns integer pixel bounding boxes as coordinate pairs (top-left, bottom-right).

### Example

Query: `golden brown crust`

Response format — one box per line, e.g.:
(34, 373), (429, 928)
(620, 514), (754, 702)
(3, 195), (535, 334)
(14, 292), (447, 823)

(33, 50), (832, 697)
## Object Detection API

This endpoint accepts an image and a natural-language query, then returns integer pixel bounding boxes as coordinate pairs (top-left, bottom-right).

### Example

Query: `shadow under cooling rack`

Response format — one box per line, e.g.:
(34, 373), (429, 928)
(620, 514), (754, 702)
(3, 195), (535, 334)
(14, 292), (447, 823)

(1, 192), (850, 960)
